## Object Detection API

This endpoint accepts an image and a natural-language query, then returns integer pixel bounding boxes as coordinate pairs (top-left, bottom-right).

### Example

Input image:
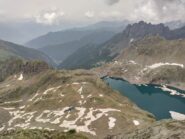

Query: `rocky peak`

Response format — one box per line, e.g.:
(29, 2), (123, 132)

(123, 21), (170, 39)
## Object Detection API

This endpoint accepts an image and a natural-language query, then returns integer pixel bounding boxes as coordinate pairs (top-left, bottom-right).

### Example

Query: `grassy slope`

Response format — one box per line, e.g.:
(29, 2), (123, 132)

(118, 35), (185, 65)
(0, 69), (155, 139)
(0, 39), (55, 66)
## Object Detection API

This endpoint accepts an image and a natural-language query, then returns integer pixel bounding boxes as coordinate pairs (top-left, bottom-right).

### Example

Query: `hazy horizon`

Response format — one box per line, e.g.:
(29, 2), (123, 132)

(0, 0), (185, 44)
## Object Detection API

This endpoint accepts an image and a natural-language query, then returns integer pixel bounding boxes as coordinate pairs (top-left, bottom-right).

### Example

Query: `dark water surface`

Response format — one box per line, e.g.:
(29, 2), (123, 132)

(104, 77), (185, 120)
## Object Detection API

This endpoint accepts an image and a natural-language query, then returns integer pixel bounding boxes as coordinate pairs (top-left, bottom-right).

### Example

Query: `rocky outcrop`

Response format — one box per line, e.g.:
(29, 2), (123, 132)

(0, 59), (50, 82)
(105, 120), (185, 139)
(122, 21), (170, 39)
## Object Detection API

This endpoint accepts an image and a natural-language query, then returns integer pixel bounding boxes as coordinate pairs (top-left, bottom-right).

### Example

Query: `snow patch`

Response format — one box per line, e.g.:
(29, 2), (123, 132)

(99, 94), (104, 97)
(43, 86), (61, 95)
(14, 123), (30, 129)
(6, 84), (10, 87)
(133, 120), (140, 126)
(170, 111), (185, 120)
(135, 76), (140, 81)
(0, 125), (5, 132)
(19, 105), (25, 109)
(4, 106), (121, 136)
(122, 68), (128, 72)
(143, 84), (148, 87)
(35, 107), (70, 124)
(18, 73), (23, 81)
(2, 107), (15, 110)
(143, 63), (184, 71)
(79, 100), (82, 105)
(78, 86), (84, 99)
(114, 61), (118, 64)
(82, 82), (88, 85)
(29, 92), (39, 102)
(128, 60), (137, 65)
(8, 111), (36, 127)
(78, 87), (83, 95)
(35, 110), (52, 123)
(108, 117), (116, 129)
(60, 107), (120, 136)
(3, 100), (23, 104)
(60, 93), (65, 97)
(8, 111), (25, 126)
(87, 94), (92, 98)
(72, 82), (80, 85)
(130, 38), (134, 43)
(44, 128), (55, 131)
(157, 85), (185, 98)
(29, 127), (43, 130)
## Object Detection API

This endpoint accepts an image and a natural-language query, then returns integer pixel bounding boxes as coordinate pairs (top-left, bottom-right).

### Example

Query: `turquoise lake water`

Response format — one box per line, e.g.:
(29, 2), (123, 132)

(104, 77), (185, 120)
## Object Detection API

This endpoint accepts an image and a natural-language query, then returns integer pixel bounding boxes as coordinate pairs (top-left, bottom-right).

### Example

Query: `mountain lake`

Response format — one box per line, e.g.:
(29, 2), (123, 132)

(103, 77), (185, 120)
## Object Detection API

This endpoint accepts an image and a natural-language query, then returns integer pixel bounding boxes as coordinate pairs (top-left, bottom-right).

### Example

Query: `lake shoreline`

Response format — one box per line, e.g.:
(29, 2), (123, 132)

(102, 75), (185, 92)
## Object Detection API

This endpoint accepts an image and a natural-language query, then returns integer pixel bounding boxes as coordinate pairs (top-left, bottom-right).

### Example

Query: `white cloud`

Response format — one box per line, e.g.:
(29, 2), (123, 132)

(85, 11), (94, 18)
(0, 10), (4, 15)
(0, 0), (185, 24)
(35, 9), (65, 25)
(100, 11), (122, 18)
(130, 0), (158, 22)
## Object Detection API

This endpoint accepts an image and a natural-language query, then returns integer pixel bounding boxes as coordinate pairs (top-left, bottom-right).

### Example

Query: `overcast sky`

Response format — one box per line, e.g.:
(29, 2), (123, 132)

(0, 0), (185, 25)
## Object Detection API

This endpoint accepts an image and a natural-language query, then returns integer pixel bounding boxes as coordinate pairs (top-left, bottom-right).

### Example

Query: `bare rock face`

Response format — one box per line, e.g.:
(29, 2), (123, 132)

(105, 120), (185, 139)
(123, 21), (170, 39)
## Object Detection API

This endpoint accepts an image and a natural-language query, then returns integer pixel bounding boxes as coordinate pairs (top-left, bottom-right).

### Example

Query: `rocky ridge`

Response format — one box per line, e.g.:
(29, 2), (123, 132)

(94, 35), (185, 90)
(105, 120), (185, 139)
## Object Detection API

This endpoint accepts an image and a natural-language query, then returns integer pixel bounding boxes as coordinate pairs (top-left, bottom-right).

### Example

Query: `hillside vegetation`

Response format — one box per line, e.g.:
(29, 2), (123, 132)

(0, 39), (55, 66)
(0, 59), (49, 82)
(105, 120), (185, 139)
(0, 129), (88, 139)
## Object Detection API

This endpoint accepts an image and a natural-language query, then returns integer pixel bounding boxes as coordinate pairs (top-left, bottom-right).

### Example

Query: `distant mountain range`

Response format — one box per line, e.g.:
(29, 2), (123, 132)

(59, 21), (185, 69)
(0, 20), (183, 45)
(25, 21), (129, 64)
(39, 30), (116, 64)
(0, 39), (55, 66)
(165, 20), (185, 30)
(26, 29), (96, 49)
(25, 21), (128, 49)
(0, 21), (71, 44)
